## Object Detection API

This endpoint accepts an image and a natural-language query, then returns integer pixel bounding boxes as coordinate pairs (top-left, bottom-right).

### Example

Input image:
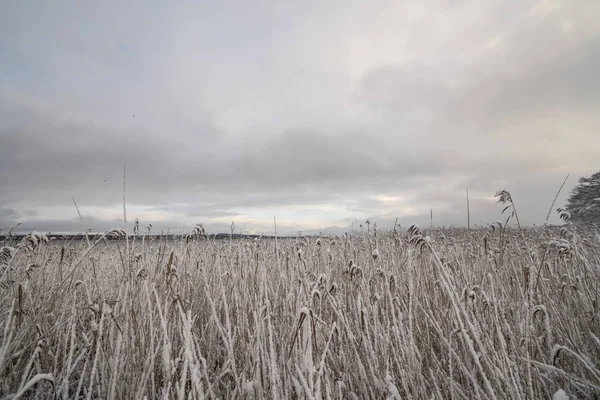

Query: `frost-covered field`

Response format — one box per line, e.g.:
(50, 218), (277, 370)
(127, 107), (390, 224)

(1, 224), (599, 399)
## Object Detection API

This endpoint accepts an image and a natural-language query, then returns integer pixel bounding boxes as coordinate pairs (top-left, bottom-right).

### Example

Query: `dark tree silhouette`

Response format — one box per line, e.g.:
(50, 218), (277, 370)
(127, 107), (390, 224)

(565, 171), (600, 224)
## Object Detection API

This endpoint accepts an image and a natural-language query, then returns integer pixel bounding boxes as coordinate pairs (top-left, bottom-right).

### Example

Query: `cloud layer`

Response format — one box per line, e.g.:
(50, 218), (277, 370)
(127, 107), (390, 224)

(1, 0), (599, 234)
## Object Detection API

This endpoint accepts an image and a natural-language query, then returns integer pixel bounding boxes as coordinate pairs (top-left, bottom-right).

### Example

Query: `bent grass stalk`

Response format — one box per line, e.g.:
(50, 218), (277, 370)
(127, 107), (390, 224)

(0, 211), (599, 398)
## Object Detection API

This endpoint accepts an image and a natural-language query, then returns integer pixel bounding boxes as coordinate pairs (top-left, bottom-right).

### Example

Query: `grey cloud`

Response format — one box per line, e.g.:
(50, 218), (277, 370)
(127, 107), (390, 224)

(358, 9), (600, 131)
(142, 204), (240, 220)
(232, 128), (465, 188)
(0, 208), (18, 220)
(0, 90), (593, 232)
(1, 1), (599, 233)
(0, 96), (464, 209)
(346, 160), (594, 229)
(0, 94), (224, 204)
(460, 44), (600, 125)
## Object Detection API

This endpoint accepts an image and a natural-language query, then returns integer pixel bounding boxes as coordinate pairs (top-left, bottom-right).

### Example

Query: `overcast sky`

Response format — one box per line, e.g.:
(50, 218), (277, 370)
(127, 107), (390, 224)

(1, 1), (599, 235)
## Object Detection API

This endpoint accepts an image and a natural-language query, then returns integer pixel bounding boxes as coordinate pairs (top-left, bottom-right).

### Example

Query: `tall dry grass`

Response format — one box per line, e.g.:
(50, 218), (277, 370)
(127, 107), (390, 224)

(0, 219), (599, 399)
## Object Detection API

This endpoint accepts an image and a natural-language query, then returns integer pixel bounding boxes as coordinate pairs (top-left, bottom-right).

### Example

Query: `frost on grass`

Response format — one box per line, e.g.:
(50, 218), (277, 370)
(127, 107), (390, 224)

(553, 388), (569, 400)
(0, 223), (599, 398)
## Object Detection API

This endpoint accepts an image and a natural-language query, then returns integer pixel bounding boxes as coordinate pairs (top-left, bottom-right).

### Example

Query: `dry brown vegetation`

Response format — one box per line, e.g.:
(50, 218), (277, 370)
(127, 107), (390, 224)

(1, 220), (599, 399)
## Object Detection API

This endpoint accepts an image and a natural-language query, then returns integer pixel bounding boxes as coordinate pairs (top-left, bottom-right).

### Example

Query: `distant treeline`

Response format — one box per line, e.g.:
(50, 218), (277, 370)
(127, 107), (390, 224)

(0, 233), (301, 242)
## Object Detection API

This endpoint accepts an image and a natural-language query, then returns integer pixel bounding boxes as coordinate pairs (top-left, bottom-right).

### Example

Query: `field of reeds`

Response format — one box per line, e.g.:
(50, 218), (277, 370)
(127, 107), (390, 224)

(1, 218), (599, 399)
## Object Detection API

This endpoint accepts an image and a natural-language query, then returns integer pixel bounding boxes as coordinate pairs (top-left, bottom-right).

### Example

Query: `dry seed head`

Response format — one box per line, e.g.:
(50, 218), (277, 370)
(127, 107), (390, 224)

(557, 207), (571, 221)
(551, 344), (564, 365)
(553, 389), (569, 400)
(0, 246), (16, 268)
(494, 190), (512, 204)
(407, 224), (422, 236)
(328, 283), (337, 295)
(372, 248), (380, 259)
(108, 228), (127, 239)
